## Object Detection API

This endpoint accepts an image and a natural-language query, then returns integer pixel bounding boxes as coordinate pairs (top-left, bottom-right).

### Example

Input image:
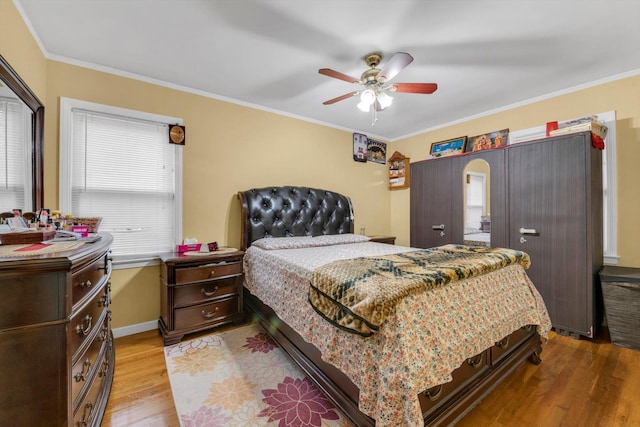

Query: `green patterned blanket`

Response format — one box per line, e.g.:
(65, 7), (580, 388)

(309, 244), (531, 337)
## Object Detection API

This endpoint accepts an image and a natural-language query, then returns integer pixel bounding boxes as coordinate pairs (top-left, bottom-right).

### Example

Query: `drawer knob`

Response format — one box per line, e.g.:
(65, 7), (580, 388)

(209, 270), (215, 277)
(74, 358), (92, 382)
(201, 307), (219, 319)
(201, 286), (219, 297)
(81, 279), (92, 288)
(75, 315), (93, 336)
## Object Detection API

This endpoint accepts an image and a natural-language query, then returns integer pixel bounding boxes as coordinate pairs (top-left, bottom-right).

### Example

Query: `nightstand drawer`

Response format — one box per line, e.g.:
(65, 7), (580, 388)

(175, 261), (242, 284)
(174, 296), (241, 330)
(174, 276), (240, 307)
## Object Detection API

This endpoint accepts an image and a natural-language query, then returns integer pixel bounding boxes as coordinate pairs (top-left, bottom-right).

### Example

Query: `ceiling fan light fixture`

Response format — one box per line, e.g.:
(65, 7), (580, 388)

(357, 99), (371, 112)
(360, 89), (376, 105)
(377, 91), (393, 109)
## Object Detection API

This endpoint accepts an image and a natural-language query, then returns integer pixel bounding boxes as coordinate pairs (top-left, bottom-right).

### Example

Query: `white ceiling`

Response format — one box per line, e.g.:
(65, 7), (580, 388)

(14, 0), (640, 141)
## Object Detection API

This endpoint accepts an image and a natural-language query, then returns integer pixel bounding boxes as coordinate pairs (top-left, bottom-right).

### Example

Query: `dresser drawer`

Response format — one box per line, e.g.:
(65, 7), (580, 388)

(72, 255), (108, 306)
(70, 284), (109, 359)
(73, 349), (109, 427)
(174, 276), (240, 307)
(0, 272), (65, 329)
(175, 261), (242, 285)
(418, 350), (490, 413)
(490, 325), (536, 365)
(174, 296), (240, 330)
(71, 316), (109, 406)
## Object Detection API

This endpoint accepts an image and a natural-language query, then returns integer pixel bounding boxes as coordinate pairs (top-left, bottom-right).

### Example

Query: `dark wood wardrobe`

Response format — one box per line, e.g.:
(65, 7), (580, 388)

(410, 131), (603, 338)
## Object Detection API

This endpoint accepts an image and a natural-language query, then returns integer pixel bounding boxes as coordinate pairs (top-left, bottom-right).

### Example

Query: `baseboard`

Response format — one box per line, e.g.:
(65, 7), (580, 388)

(112, 320), (158, 338)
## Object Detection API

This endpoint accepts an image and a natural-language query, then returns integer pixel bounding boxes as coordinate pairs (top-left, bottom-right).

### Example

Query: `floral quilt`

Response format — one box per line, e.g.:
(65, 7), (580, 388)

(243, 240), (551, 427)
(309, 244), (531, 336)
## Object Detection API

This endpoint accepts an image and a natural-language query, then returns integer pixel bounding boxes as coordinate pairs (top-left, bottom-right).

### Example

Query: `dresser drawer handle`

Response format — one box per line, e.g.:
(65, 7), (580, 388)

(74, 358), (92, 382)
(466, 353), (484, 368)
(98, 325), (109, 342)
(201, 286), (219, 297)
(424, 384), (443, 402)
(78, 402), (94, 427)
(201, 307), (219, 319)
(208, 270), (216, 277)
(99, 359), (109, 377)
(81, 279), (92, 288)
(75, 315), (93, 336)
(496, 336), (510, 349)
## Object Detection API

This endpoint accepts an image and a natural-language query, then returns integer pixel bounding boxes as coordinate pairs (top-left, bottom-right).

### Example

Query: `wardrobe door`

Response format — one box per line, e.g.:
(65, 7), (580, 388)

(508, 133), (599, 337)
(410, 158), (459, 248)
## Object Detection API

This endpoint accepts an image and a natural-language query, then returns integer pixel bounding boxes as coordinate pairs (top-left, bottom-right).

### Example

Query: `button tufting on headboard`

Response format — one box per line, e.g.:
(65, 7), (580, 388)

(238, 186), (355, 250)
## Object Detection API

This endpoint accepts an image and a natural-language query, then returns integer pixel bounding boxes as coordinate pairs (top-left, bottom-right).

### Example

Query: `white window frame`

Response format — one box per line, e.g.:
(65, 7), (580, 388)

(59, 97), (183, 269)
(509, 111), (618, 264)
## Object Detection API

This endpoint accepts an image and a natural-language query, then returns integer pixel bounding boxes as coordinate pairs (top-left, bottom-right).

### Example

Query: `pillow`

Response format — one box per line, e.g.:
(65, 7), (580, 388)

(251, 236), (315, 250)
(312, 234), (371, 245)
(251, 233), (370, 250)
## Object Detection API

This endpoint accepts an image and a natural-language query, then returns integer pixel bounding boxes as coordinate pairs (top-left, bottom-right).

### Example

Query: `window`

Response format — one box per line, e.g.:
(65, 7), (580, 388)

(0, 96), (32, 212)
(60, 98), (182, 268)
(508, 111), (618, 264)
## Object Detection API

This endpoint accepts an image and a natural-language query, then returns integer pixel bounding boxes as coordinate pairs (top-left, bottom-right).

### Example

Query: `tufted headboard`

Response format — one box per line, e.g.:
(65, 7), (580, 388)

(238, 186), (355, 250)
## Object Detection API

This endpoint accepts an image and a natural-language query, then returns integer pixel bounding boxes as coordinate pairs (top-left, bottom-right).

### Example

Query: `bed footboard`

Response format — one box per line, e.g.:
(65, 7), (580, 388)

(244, 288), (542, 427)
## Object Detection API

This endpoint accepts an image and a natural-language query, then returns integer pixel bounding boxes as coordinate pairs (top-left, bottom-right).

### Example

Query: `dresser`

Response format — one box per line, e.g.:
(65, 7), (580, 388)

(158, 250), (244, 345)
(0, 234), (113, 426)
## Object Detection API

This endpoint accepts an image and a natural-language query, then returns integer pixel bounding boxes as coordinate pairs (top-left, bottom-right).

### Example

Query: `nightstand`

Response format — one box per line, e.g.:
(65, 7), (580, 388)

(158, 250), (244, 345)
(368, 235), (396, 245)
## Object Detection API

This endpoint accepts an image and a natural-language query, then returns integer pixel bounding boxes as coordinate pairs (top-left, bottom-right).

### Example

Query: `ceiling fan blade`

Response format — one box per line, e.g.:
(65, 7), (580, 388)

(388, 83), (438, 94)
(376, 52), (413, 83)
(318, 68), (360, 84)
(322, 91), (359, 105)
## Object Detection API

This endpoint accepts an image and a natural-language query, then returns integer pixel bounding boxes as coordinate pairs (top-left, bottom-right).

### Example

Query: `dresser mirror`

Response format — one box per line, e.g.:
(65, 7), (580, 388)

(0, 55), (44, 213)
(463, 158), (490, 247)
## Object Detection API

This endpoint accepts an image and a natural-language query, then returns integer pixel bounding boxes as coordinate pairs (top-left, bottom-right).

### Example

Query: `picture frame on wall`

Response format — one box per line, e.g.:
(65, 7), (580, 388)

(367, 138), (387, 164)
(353, 132), (368, 162)
(429, 136), (467, 158)
(465, 129), (509, 152)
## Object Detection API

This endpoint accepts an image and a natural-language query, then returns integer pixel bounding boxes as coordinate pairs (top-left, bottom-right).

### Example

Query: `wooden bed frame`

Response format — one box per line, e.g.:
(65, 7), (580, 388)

(238, 186), (543, 426)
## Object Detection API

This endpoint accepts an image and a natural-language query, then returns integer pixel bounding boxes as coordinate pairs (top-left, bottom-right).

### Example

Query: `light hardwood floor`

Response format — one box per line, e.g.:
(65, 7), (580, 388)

(103, 326), (640, 427)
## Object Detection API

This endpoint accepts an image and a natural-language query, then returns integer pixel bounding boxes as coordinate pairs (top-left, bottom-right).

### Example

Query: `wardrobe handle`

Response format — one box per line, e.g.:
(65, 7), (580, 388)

(519, 227), (539, 235)
(432, 224), (445, 231)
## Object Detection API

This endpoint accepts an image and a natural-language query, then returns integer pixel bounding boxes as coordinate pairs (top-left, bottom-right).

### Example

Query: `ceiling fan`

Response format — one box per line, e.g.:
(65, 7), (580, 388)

(318, 52), (438, 116)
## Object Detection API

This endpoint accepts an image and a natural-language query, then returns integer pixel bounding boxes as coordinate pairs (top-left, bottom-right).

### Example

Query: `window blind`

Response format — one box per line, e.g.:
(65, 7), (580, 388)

(0, 97), (27, 212)
(69, 110), (177, 258)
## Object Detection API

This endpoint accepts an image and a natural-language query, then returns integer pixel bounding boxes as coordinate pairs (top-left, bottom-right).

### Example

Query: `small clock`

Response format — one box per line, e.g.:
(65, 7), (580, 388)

(168, 124), (185, 145)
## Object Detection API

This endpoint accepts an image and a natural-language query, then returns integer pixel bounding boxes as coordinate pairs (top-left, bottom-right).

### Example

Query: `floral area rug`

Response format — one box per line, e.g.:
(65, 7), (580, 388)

(164, 323), (354, 427)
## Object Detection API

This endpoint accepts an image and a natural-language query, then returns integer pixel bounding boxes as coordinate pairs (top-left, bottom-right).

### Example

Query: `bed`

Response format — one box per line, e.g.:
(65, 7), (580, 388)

(238, 186), (551, 426)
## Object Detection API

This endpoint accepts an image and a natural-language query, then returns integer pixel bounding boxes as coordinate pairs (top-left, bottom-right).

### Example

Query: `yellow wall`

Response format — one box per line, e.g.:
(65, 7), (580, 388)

(44, 61), (391, 328)
(0, 0), (46, 101)
(393, 75), (640, 268)
(4, 0), (639, 332)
